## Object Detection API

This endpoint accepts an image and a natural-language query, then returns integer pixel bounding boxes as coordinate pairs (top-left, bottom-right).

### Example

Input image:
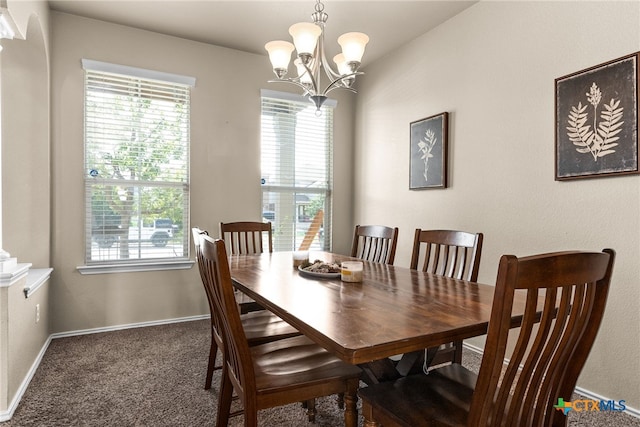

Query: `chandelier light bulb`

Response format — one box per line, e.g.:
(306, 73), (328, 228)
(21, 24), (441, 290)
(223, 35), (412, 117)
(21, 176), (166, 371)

(332, 54), (350, 76)
(333, 53), (354, 88)
(337, 32), (369, 65)
(289, 22), (321, 58)
(265, 41), (295, 77)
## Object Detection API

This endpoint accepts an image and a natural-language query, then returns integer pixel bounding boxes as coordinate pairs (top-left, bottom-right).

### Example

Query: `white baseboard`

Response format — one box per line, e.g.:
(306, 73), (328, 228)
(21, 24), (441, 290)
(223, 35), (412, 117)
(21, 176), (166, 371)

(49, 314), (209, 339)
(0, 315), (209, 422)
(0, 335), (52, 422)
(462, 343), (639, 419)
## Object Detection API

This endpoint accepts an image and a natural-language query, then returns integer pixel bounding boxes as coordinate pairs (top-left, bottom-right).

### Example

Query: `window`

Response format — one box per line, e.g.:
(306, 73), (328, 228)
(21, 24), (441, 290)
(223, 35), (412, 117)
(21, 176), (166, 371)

(260, 90), (334, 251)
(81, 60), (194, 272)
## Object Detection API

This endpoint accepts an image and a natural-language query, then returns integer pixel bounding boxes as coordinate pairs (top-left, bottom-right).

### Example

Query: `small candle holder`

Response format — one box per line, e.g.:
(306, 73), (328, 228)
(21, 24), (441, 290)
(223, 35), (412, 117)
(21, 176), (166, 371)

(341, 261), (363, 282)
(293, 251), (309, 268)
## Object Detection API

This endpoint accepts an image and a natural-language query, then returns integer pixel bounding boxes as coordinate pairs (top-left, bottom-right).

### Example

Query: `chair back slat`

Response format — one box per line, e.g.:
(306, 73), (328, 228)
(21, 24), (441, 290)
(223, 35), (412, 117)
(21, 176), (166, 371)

(469, 249), (615, 427)
(410, 229), (483, 282)
(220, 221), (273, 255)
(351, 225), (399, 265)
(200, 235), (257, 407)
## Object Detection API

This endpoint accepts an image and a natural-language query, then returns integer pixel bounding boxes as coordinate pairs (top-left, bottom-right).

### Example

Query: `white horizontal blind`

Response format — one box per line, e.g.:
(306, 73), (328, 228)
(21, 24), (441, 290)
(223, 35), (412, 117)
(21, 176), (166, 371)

(84, 67), (191, 265)
(261, 93), (333, 251)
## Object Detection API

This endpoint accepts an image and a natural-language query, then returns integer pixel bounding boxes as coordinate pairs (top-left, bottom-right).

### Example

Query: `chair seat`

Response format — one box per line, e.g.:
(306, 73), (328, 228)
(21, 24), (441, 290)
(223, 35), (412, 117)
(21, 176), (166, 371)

(242, 310), (301, 345)
(251, 335), (363, 404)
(359, 364), (477, 427)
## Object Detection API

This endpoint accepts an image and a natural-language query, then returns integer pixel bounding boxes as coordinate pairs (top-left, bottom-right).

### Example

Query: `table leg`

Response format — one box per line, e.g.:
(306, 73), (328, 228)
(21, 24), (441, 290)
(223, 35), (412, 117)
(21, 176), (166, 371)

(344, 378), (359, 427)
(359, 359), (401, 385)
(395, 347), (439, 376)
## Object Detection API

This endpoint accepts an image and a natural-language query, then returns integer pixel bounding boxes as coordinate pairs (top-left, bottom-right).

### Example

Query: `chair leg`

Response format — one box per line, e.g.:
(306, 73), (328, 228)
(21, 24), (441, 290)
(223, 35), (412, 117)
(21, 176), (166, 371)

(361, 399), (379, 427)
(205, 337), (218, 390)
(305, 398), (316, 423)
(244, 404), (259, 427)
(216, 366), (233, 427)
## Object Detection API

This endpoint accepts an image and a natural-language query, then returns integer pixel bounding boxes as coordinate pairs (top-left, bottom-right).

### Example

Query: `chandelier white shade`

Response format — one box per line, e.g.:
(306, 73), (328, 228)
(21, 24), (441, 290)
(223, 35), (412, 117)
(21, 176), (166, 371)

(289, 22), (321, 57)
(265, 41), (295, 77)
(337, 32), (369, 63)
(264, 0), (369, 110)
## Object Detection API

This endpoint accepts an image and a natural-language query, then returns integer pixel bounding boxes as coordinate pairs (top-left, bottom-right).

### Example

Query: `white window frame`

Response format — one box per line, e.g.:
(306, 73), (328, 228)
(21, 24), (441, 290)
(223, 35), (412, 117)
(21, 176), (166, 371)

(78, 60), (195, 274)
(260, 90), (335, 252)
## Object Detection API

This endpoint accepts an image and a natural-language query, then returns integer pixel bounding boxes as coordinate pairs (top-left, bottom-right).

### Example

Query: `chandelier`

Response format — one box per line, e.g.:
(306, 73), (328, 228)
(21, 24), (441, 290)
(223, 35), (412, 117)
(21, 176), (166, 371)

(264, 0), (369, 111)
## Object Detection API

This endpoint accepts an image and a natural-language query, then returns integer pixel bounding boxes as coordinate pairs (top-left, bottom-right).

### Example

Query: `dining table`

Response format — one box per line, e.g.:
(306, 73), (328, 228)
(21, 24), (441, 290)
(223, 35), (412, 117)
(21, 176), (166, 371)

(228, 250), (540, 426)
(229, 250), (536, 366)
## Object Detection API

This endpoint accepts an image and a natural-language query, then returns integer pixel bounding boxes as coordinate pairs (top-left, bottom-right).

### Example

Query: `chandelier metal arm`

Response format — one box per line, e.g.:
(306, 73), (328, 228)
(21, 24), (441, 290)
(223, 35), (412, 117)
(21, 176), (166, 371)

(323, 71), (363, 95)
(301, 59), (321, 95)
(315, 24), (341, 82)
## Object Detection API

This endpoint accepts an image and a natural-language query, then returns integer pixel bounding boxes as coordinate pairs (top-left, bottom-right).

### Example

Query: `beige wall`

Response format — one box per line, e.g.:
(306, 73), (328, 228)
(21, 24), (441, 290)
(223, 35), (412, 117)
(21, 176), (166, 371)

(354, 1), (640, 409)
(2, 11), (50, 268)
(50, 12), (355, 333)
(0, 278), (50, 413)
(0, 0), (50, 417)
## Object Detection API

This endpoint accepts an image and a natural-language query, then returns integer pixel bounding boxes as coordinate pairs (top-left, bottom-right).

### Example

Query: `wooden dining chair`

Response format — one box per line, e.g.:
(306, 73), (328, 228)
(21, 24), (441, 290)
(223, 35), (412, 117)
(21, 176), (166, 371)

(351, 225), (399, 265)
(220, 221), (274, 313)
(200, 234), (362, 427)
(408, 229), (483, 366)
(220, 221), (273, 255)
(359, 249), (615, 427)
(191, 227), (300, 391)
(410, 229), (483, 282)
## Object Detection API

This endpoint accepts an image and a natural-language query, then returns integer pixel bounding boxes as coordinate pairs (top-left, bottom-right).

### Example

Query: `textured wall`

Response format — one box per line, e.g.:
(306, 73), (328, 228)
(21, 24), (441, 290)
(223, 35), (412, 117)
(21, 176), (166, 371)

(354, 1), (640, 410)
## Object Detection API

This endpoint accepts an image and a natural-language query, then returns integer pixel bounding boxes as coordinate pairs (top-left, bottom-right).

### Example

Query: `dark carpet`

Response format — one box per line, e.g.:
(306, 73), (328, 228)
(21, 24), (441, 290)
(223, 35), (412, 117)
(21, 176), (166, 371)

(3, 319), (639, 426)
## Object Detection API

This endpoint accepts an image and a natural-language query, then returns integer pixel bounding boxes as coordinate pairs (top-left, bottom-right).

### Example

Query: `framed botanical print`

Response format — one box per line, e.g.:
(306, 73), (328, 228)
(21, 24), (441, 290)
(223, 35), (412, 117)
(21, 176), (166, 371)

(555, 52), (639, 180)
(409, 112), (448, 189)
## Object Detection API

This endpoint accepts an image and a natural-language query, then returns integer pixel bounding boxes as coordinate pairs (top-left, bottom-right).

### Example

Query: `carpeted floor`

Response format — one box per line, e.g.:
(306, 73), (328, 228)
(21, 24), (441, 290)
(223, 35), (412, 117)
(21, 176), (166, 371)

(3, 319), (639, 426)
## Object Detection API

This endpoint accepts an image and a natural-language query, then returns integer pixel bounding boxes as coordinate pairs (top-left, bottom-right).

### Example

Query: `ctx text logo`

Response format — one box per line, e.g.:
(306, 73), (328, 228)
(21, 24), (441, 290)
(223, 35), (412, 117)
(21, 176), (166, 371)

(554, 398), (626, 415)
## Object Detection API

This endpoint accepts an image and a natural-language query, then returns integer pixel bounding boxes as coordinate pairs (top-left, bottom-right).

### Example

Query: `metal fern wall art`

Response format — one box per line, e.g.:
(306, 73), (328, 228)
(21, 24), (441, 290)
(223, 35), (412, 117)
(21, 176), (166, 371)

(410, 112), (448, 190)
(556, 52), (639, 180)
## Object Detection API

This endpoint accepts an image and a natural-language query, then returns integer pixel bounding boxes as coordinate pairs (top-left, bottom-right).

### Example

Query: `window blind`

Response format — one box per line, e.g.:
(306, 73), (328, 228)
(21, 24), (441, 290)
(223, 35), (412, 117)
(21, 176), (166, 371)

(84, 66), (191, 266)
(261, 93), (334, 251)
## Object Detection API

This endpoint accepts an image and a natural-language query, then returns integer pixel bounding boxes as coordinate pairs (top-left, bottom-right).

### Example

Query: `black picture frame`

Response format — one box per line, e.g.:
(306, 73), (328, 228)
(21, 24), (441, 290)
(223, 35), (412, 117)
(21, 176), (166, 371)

(555, 52), (639, 180)
(409, 112), (448, 190)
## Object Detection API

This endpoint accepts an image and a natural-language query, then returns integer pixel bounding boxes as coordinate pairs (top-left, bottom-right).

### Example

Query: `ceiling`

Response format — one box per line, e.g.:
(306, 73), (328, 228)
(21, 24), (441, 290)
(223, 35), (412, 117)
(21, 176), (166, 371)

(48, 0), (477, 68)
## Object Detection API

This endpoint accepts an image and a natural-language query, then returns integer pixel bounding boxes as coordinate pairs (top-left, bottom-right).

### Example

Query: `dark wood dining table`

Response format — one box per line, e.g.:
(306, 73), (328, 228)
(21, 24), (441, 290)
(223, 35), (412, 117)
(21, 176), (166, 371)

(229, 251), (534, 366)
(229, 251), (538, 426)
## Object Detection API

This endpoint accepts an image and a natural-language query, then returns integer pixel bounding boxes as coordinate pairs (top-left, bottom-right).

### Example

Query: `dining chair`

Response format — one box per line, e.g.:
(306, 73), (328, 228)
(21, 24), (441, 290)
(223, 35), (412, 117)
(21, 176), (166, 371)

(359, 249), (615, 427)
(191, 227), (300, 391)
(220, 221), (273, 255)
(408, 229), (483, 366)
(220, 221), (274, 313)
(410, 229), (483, 282)
(200, 234), (362, 427)
(351, 225), (399, 265)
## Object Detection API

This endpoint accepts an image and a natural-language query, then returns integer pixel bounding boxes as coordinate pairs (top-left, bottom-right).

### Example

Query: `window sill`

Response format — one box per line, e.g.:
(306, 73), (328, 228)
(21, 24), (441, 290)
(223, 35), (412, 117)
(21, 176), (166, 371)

(24, 268), (53, 298)
(77, 260), (194, 275)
